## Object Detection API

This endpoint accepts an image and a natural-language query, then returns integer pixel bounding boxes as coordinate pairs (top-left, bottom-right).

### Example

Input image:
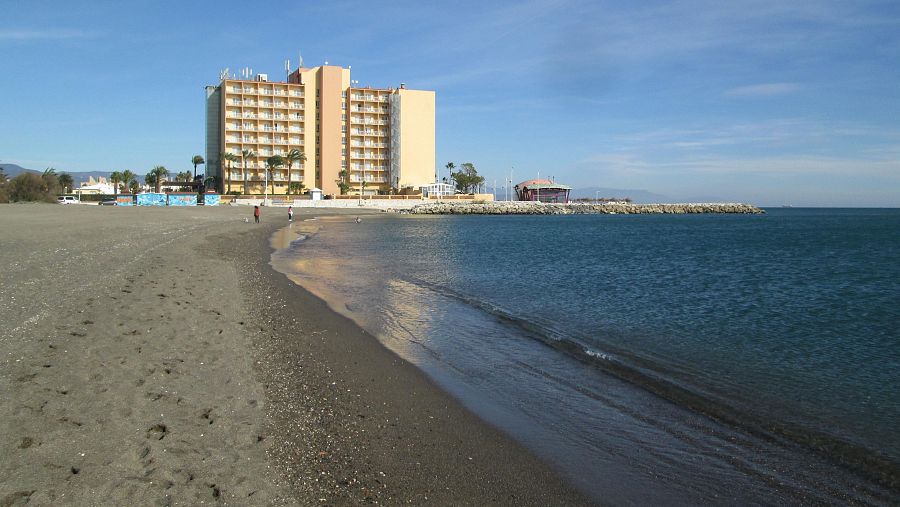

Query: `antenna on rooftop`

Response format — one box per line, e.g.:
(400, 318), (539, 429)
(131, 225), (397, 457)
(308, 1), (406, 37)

(284, 59), (290, 80)
(219, 68), (229, 81)
(298, 51), (303, 69)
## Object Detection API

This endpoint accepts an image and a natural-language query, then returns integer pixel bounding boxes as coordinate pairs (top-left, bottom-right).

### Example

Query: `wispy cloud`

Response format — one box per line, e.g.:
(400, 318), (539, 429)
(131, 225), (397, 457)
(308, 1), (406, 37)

(0, 29), (94, 40)
(608, 119), (900, 153)
(725, 83), (801, 97)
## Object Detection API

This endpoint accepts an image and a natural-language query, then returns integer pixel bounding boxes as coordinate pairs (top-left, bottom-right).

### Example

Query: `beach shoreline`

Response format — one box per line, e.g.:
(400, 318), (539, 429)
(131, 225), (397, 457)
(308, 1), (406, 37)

(0, 204), (589, 505)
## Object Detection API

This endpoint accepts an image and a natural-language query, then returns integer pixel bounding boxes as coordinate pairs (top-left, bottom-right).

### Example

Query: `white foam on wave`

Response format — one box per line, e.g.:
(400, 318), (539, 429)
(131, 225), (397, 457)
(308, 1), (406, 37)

(585, 348), (613, 361)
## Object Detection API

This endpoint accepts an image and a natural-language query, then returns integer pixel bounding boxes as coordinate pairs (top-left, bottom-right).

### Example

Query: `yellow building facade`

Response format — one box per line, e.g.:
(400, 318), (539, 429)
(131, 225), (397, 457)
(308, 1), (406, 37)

(205, 64), (435, 196)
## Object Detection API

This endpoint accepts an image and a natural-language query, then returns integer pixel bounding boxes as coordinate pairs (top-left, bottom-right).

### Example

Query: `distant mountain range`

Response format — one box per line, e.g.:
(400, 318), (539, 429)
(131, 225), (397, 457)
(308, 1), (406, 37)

(0, 164), (142, 186)
(570, 186), (674, 204)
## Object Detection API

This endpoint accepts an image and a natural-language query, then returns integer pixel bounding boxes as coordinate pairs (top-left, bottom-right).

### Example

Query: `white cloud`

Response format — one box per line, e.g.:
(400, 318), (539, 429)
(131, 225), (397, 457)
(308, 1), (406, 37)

(725, 83), (801, 97)
(0, 29), (93, 40)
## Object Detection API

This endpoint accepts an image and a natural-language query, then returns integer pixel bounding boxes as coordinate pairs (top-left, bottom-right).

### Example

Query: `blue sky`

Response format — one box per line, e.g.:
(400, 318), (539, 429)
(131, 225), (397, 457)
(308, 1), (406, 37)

(2, 0), (899, 206)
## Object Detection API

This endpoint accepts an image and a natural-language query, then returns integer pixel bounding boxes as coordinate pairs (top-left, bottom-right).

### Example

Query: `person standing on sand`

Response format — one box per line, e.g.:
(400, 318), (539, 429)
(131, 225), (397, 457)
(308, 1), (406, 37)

(254, 205), (260, 224)
(288, 205), (293, 222)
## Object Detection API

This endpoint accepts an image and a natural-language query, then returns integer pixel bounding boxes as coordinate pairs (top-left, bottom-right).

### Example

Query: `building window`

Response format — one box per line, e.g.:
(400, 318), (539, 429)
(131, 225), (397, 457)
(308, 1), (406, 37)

(341, 137), (346, 145)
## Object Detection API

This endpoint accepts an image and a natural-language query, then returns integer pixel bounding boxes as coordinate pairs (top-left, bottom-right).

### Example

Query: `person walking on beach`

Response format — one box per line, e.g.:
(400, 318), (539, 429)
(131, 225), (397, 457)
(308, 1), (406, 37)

(288, 205), (293, 222)
(253, 205), (260, 224)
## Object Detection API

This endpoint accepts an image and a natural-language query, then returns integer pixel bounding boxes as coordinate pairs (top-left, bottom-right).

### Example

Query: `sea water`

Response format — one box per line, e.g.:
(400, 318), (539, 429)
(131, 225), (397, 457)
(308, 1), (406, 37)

(270, 208), (900, 504)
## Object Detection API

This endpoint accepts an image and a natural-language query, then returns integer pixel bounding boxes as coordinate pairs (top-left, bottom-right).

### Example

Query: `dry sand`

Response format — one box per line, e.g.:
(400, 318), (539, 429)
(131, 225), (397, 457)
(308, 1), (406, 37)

(0, 203), (589, 506)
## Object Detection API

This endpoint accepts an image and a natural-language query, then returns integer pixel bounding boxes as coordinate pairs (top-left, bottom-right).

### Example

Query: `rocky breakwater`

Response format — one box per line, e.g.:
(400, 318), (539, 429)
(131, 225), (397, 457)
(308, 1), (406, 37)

(396, 202), (765, 215)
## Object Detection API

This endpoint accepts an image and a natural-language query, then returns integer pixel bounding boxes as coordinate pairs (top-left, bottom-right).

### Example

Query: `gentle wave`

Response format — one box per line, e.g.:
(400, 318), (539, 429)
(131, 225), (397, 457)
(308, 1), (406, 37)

(401, 274), (900, 490)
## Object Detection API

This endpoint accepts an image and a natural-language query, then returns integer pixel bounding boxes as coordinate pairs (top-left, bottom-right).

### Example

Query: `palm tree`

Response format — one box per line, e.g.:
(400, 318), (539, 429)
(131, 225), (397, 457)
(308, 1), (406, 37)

(176, 171), (193, 183)
(57, 172), (74, 194)
(265, 155), (285, 196)
(284, 149), (306, 194)
(129, 180), (140, 194)
(240, 149), (255, 195)
(445, 162), (455, 187)
(337, 169), (350, 195)
(109, 171), (122, 198)
(148, 166), (169, 193)
(221, 152), (238, 194)
(120, 170), (135, 193)
(192, 155), (205, 180)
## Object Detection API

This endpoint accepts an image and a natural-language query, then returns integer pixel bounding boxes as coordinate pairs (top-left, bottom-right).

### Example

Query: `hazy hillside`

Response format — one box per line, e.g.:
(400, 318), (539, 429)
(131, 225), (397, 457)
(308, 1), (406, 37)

(0, 164), (145, 186)
(570, 186), (673, 204)
(0, 164), (38, 177)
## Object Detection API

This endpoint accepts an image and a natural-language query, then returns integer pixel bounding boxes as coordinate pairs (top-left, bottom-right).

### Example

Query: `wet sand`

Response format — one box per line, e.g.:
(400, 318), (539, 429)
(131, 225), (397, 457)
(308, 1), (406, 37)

(0, 203), (589, 505)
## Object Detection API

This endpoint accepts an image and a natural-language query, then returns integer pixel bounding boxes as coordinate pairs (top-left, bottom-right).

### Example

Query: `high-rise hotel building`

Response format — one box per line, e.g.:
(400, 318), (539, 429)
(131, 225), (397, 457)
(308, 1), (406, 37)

(205, 64), (435, 196)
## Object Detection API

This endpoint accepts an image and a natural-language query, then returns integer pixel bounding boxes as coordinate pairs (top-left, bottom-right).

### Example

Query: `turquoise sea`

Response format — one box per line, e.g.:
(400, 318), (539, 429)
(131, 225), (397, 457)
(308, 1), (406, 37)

(271, 208), (900, 504)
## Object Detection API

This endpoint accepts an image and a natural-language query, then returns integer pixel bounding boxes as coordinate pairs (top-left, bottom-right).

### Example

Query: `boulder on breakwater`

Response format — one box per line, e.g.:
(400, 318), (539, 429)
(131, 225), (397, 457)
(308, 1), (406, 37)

(392, 202), (765, 215)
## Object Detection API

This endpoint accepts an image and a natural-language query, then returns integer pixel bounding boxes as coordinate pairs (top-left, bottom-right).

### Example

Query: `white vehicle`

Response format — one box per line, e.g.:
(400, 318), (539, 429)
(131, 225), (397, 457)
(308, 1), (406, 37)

(57, 196), (79, 204)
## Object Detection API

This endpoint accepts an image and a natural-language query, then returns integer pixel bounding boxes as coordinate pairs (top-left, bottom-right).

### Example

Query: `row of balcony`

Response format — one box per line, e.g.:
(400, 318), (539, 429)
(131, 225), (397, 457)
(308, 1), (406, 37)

(350, 141), (387, 148)
(350, 118), (387, 125)
(227, 137), (305, 145)
(349, 175), (388, 183)
(228, 100), (304, 108)
(229, 87), (304, 97)
(350, 107), (388, 113)
(350, 94), (389, 102)
(227, 125), (304, 133)
(227, 112), (305, 121)
(224, 155), (308, 165)
(350, 129), (386, 136)
(350, 153), (387, 160)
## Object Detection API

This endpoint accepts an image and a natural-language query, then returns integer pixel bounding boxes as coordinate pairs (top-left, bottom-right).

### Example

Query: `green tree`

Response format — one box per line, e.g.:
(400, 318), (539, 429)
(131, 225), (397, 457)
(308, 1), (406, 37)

(147, 166), (169, 193)
(451, 162), (484, 194)
(240, 149), (255, 195)
(284, 149), (306, 194)
(129, 180), (140, 194)
(337, 169), (350, 195)
(109, 171), (123, 198)
(0, 167), (8, 203)
(120, 170), (135, 193)
(288, 181), (305, 194)
(265, 155), (284, 195)
(204, 175), (218, 193)
(176, 171), (193, 183)
(57, 172), (74, 194)
(192, 155), (205, 180)
(222, 152), (238, 194)
(9, 172), (55, 202)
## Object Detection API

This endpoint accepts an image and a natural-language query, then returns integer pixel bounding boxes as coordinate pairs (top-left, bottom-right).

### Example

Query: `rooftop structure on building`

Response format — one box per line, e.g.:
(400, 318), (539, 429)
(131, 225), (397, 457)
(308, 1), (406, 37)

(205, 61), (435, 197)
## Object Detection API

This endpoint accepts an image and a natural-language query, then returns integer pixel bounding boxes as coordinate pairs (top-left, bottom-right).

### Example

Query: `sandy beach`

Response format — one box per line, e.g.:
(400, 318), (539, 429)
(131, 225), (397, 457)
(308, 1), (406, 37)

(0, 203), (588, 506)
